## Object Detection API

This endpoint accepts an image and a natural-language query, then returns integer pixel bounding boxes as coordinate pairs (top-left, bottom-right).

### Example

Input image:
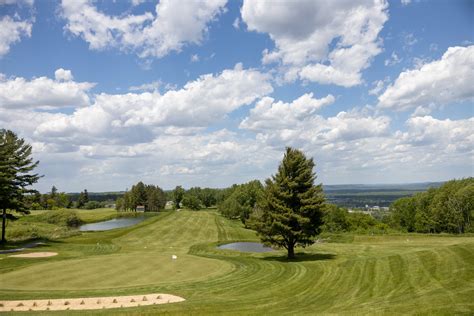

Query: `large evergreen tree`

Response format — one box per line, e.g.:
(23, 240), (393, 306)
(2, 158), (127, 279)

(0, 130), (41, 243)
(252, 147), (325, 259)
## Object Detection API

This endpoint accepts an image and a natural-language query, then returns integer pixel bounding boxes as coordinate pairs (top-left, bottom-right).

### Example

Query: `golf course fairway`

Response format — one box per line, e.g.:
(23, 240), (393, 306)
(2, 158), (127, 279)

(0, 210), (473, 315)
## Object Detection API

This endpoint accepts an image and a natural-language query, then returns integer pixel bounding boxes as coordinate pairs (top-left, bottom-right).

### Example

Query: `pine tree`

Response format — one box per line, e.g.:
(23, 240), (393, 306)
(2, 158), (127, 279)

(252, 147), (325, 259)
(0, 130), (41, 243)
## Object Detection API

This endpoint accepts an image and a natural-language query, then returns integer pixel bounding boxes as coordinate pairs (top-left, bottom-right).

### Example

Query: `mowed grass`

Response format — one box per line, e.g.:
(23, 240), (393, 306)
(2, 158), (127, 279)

(0, 210), (472, 315)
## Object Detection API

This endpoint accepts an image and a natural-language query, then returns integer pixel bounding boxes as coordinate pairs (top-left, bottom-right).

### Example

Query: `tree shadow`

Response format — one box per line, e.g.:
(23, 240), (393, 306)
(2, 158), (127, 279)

(262, 252), (336, 263)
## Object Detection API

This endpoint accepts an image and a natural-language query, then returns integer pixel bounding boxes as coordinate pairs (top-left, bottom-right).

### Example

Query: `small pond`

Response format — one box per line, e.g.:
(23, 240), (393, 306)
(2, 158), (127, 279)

(218, 242), (274, 253)
(79, 215), (147, 231)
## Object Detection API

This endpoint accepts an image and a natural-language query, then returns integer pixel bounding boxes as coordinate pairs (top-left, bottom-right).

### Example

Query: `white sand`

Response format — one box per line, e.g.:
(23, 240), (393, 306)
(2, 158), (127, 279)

(8, 252), (58, 258)
(0, 293), (185, 312)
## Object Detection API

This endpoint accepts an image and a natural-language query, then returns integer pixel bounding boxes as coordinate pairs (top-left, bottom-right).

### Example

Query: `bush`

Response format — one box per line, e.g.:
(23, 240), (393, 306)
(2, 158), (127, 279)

(182, 194), (201, 210)
(37, 209), (84, 227)
(84, 201), (103, 210)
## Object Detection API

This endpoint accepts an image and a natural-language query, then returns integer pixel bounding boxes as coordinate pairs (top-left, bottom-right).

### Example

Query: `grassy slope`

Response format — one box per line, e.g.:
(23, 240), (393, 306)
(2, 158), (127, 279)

(0, 210), (472, 315)
(2, 208), (119, 243)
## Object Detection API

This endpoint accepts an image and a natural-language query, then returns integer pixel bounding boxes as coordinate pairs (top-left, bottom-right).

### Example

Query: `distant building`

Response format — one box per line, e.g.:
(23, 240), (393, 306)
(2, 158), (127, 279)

(136, 205), (145, 212)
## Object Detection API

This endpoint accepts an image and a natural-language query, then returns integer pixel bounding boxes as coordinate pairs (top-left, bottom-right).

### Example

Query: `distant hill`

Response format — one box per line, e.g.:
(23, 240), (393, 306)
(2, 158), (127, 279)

(323, 182), (445, 208)
(65, 182), (445, 207)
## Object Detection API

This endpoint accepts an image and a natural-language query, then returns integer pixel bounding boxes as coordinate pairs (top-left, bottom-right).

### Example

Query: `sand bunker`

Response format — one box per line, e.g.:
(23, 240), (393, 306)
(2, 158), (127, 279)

(9, 252), (58, 258)
(0, 293), (185, 312)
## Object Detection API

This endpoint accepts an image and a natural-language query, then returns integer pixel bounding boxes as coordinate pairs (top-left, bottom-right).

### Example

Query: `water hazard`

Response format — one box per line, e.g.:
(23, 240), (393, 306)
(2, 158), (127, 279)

(218, 242), (274, 253)
(79, 215), (147, 231)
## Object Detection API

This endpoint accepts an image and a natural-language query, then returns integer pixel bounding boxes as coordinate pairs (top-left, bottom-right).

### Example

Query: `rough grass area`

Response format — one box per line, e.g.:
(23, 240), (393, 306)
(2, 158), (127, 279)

(0, 210), (472, 315)
(3, 208), (118, 242)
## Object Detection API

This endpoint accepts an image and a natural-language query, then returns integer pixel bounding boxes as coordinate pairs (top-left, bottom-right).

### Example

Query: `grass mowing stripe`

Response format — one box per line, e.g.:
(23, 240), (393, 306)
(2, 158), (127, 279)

(0, 210), (472, 315)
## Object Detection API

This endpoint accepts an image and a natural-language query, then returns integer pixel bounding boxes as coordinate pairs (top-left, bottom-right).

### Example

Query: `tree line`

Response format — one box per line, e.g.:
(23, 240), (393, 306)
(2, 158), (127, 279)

(115, 181), (166, 211)
(24, 187), (104, 210)
(1, 128), (472, 260)
(389, 178), (473, 233)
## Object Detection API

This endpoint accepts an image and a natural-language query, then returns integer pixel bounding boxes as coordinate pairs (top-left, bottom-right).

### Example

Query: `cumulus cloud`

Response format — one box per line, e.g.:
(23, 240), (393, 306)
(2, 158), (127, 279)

(60, 0), (227, 59)
(401, 116), (474, 151)
(54, 68), (74, 81)
(0, 70), (94, 109)
(241, 0), (388, 86)
(240, 94), (472, 184)
(241, 94), (390, 147)
(33, 64), (272, 146)
(240, 93), (334, 131)
(0, 15), (32, 57)
(378, 46), (474, 111)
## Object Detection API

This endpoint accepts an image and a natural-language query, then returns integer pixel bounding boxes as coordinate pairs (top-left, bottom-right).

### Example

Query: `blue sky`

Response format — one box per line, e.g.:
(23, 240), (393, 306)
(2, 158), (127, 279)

(0, 0), (473, 193)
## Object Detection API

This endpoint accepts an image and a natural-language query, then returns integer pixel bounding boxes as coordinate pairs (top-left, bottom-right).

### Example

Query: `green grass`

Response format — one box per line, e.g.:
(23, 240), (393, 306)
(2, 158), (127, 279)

(2, 208), (119, 242)
(0, 210), (472, 315)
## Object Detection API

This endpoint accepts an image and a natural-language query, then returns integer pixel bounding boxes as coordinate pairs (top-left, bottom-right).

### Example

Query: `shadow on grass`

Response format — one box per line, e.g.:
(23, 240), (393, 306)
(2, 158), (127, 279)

(0, 238), (63, 252)
(262, 252), (336, 263)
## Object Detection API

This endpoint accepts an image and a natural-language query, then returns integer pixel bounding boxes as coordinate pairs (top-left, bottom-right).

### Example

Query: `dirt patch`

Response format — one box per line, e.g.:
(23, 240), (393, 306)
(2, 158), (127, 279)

(8, 252), (58, 258)
(0, 293), (185, 312)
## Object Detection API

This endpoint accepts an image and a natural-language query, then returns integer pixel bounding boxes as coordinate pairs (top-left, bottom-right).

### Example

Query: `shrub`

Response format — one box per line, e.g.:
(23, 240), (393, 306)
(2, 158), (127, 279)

(37, 210), (84, 227)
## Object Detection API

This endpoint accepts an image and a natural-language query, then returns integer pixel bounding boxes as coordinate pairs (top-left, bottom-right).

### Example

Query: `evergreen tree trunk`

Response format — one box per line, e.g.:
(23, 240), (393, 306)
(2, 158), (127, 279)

(1, 208), (6, 243)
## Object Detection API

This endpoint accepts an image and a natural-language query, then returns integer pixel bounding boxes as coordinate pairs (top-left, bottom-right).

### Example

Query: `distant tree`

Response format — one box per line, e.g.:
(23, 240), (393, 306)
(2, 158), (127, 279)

(390, 197), (416, 232)
(218, 180), (263, 224)
(145, 184), (166, 211)
(115, 197), (124, 211)
(0, 129), (41, 243)
(182, 193), (201, 210)
(389, 178), (473, 234)
(83, 189), (89, 204)
(84, 201), (102, 209)
(251, 148), (325, 259)
(131, 182), (147, 210)
(322, 204), (350, 232)
(116, 183), (166, 212)
(50, 185), (58, 198)
(173, 185), (185, 209)
(199, 188), (217, 208)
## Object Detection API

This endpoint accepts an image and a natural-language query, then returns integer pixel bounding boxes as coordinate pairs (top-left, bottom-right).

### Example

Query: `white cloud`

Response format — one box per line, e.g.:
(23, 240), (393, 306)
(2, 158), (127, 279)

(384, 52), (402, 66)
(401, 116), (473, 153)
(241, 0), (388, 87)
(54, 68), (74, 81)
(61, 0), (227, 59)
(232, 17), (240, 29)
(0, 0), (34, 6)
(0, 70), (94, 109)
(368, 79), (385, 96)
(378, 46), (474, 111)
(0, 16), (32, 57)
(402, 32), (417, 50)
(241, 94), (390, 146)
(190, 54), (199, 62)
(401, 0), (411, 6)
(130, 0), (145, 6)
(33, 64), (272, 146)
(240, 93), (334, 131)
(128, 80), (162, 92)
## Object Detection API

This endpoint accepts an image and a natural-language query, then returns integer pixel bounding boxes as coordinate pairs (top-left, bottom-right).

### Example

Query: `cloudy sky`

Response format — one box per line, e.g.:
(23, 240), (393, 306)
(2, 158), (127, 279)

(0, 0), (473, 193)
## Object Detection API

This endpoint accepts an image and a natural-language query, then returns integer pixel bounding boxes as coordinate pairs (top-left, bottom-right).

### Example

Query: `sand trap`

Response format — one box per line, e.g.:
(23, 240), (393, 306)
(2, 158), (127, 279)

(8, 252), (58, 258)
(0, 293), (185, 312)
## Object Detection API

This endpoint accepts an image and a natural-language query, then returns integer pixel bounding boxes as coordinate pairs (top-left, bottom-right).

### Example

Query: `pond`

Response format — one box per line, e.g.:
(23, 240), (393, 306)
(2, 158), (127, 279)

(79, 215), (147, 231)
(217, 242), (275, 253)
